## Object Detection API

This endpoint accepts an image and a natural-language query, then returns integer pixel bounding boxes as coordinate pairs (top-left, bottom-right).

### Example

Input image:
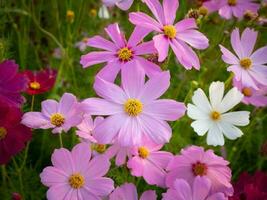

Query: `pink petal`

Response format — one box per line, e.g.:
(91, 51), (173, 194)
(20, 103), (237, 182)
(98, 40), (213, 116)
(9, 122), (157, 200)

(153, 34), (169, 62)
(79, 188), (101, 200)
(219, 6), (233, 20)
(94, 76), (127, 103)
(251, 46), (267, 65)
(127, 156), (145, 176)
(87, 35), (117, 52)
(115, 147), (128, 166)
(144, 99), (186, 121)
(129, 12), (162, 32)
(227, 65), (242, 81)
(82, 98), (123, 115)
(249, 65), (267, 86)
(51, 148), (75, 175)
(231, 28), (244, 58)
(140, 190), (157, 200)
(143, 0), (166, 25)
(121, 60), (145, 98)
(173, 179), (192, 200)
(140, 71), (170, 103)
(163, 0), (178, 25)
(177, 30), (209, 50)
(41, 100), (58, 118)
(46, 184), (72, 200)
(135, 57), (162, 77)
(109, 183), (137, 200)
(117, 0), (134, 10)
(175, 18), (197, 32)
(71, 143), (91, 174)
(149, 151), (173, 169)
(86, 155), (111, 177)
(58, 93), (77, 116)
(104, 23), (126, 48)
(85, 177), (114, 196)
(134, 40), (157, 55)
(21, 112), (51, 129)
(80, 51), (115, 68)
(219, 45), (239, 65)
(128, 26), (151, 47)
(206, 193), (227, 200)
(192, 176), (211, 200)
(93, 114), (125, 144)
(40, 166), (68, 187)
(240, 28), (257, 57)
(96, 61), (121, 82)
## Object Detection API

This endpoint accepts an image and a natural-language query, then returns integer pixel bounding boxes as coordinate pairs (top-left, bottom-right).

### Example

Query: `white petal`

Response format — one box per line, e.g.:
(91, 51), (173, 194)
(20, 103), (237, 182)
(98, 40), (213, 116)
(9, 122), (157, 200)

(187, 104), (209, 120)
(221, 111), (250, 126)
(209, 81), (225, 109)
(191, 119), (211, 136)
(207, 124), (225, 146)
(192, 88), (212, 112)
(218, 87), (243, 113)
(218, 122), (244, 140)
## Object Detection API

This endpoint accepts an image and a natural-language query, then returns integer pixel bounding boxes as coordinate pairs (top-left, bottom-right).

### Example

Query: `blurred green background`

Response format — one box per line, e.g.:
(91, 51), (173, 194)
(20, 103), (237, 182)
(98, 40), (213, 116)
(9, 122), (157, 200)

(0, 0), (267, 199)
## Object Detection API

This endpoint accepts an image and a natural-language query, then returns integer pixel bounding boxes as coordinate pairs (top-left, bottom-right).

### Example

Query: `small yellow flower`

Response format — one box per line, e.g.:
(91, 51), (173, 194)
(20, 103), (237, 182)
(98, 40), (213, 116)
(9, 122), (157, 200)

(66, 10), (75, 23)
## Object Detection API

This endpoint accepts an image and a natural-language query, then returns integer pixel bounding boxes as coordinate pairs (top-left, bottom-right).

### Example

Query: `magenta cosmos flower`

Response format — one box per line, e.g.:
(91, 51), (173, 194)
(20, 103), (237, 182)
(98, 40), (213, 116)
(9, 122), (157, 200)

(220, 28), (267, 89)
(82, 62), (186, 146)
(127, 139), (173, 187)
(22, 93), (82, 134)
(162, 177), (227, 200)
(109, 183), (157, 200)
(0, 60), (28, 107)
(80, 23), (161, 82)
(40, 142), (114, 200)
(166, 146), (233, 196)
(0, 99), (32, 164)
(129, 0), (209, 70)
(103, 0), (134, 10)
(233, 78), (267, 107)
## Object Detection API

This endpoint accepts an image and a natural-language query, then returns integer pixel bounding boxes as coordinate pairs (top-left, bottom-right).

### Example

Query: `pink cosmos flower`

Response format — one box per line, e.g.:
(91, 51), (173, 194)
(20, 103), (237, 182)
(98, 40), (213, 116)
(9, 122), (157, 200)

(220, 28), (267, 89)
(127, 139), (173, 187)
(40, 142), (114, 200)
(22, 93), (82, 134)
(105, 143), (132, 166)
(129, 0), (209, 70)
(109, 183), (157, 200)
(0, 60), (28, 107)
(80, 23), (161, 82)
(162, 177), (227, 200)
(82, 62), (186, 146)
(166, 146), (233, 196)
(233, 79), (267, 107)
(204, 0), (260, 19)
(103, 0), (134, 10)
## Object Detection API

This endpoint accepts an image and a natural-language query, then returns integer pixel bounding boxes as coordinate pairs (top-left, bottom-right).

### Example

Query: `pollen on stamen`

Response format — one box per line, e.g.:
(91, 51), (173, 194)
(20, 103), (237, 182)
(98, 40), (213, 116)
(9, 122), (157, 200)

(68, 173), (85, 189)
(0, 127), (7, 140)
(50, 113), (65, 127)
(240, 58), (252, 69)
(30, 81), (41, 90)
(228, 0), (237, 6)
(192, 161), (208, 176)
(138, 146), (150, 159)
(124, 99), (143, 117)
(117, 47), (133, 62)
(163, 25), (177, 39)
(242, 87), (252, 97)
(210, 111), (221, 121)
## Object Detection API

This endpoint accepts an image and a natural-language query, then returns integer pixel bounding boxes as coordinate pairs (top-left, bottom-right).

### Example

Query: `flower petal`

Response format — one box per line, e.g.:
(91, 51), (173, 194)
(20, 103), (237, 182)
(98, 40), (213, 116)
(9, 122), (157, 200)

(51, 148), (75, 174)
(231, 28), (243, 58)
(58, 93), (78, 116)
(104, 23), (126, 48)
(153, 34), (169, 62)
(191, 119), (211, 136)
(46, 184), (72, 200)
(187, 104), (209, 120)
(192, 88), (212, 112)
(128, 26), (151, 47)
(96, 61), (121, 82)
(251, 46), (267, 65)
(40, 166), (68, 187)
(71, 143), (91, 174)
(218, 87), (243, 113)
(209, 81), (225, 109)
(218, 121), (243, 140)
(207, 124), (225, 146)
(80, 51), (115, 68)
(87, 35), (117, 52)
(193, 176), (211, 200)
(144, 0), (166, 25)
(41, 100), (58, 118)
(134, 40), (157, 55)
(219, 45), (239, 65)
(135, 57), (162, 77)
(21, 112), (51, 129)
(86, 155), (111, 177)
(140, 190), (157, 200)
(163, 0), (178, 25)
(240, 28), (257, 57)
(85, 177), (114, 196)
(221, 111), (250, 126)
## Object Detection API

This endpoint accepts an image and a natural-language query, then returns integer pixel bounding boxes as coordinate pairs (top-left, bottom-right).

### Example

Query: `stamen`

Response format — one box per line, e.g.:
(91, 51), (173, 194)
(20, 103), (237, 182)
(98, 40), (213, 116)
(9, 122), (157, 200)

(228, 0), (237, 6)
(69, 173), (85, 189)
(192, 161), (208, 176)
(163, 25), (177, 39)
(242, 87), (252, 97)
(50, 113), (65, 127)
(124, 99), (143, 117)
(138, 147), (150, 159)
(240, 58), (252, 69)
(0, 127), (7, 140)
(117, 47), (133, 62)
(211, 111), (221, 121)
(30, 81), (41, 90)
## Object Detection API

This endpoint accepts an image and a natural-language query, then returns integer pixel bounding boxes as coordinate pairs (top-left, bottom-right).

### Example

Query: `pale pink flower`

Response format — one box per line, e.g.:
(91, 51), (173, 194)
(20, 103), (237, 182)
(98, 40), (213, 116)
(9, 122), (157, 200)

(103, 0), (134, 10)
(129, 0), (209, 70)
(75, 37), (89, 52)
(220, 28), (267, 89)
(80, 23), (161, 82)
(109, 183), (157, 200)
(166, 146), (233, 196)
(22, 93), (82, 134)
(82, 63), (186, 146)
(204, 0), (260, 19)
(127, 139), (173, 187)
(40, 143), (114, 200)
(162, 177), (227, 200)
(233, 78), (267, 107)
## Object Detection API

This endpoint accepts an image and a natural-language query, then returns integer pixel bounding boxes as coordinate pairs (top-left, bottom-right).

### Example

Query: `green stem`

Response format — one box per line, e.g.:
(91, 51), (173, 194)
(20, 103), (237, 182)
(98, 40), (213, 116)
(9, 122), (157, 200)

(59, 134), (63, 148)
(30, 95), (35, 111)
(1, 165), (7, 184)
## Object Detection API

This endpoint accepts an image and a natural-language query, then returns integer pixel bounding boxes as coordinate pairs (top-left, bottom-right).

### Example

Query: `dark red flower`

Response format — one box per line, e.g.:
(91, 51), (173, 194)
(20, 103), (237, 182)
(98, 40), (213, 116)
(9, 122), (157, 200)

(0, 99), (32, 164)
(23, 68), (57, 95)
(12, 192), (22, 200)
(230, 171), (267, 200)
(0, 60), (28, 107)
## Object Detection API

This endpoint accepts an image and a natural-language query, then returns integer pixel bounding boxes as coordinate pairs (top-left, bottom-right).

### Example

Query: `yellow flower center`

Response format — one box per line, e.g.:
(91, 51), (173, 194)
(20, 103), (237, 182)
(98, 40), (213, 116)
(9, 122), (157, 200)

(163, 25), (177, 39)
(124, 99), (143, 116)
(50, 113), (65, 127)
(93, 144), (106, 154)
(192, 162), (207, 176)
(89, 9), (97, 17)
(117, 47), (133, 61)
(210, 111), (221, 121)
(82, 37), (89, 43)
(198, 6), (208, 16)
(68, 173), (85, 189)
(242, 87), (252, 97)
(240, 58), (252, 69)
(0, 127), (7, 140)
(138, 146), (150, 159)
(228, 0), (237, 6)
(66, 10), (75, 23)
(29, 81), (41, 90)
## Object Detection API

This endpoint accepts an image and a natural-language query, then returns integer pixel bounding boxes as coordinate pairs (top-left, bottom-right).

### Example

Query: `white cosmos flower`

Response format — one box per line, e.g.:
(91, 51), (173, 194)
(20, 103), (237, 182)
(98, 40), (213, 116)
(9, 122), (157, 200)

(187, 81), (250, 146)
